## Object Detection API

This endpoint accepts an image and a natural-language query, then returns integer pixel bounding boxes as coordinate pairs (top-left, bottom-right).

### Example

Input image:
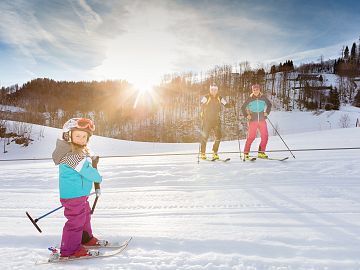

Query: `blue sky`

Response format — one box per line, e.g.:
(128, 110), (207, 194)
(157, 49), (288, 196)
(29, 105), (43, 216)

(1, 0), (360, 87)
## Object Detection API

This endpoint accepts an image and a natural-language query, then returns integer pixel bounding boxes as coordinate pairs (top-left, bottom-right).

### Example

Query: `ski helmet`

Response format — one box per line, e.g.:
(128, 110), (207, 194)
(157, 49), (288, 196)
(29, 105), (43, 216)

(62, 118), (95, 142)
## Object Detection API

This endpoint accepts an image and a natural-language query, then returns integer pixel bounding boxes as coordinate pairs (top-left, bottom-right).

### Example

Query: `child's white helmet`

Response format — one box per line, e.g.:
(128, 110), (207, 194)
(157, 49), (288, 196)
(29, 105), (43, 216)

(62, 118), (95, 142)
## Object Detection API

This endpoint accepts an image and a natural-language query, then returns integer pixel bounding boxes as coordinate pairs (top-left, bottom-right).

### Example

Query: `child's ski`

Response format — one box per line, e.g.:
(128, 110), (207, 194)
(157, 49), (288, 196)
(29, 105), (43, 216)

(83, 238), (131, 249)
(36, 237), (132, 265)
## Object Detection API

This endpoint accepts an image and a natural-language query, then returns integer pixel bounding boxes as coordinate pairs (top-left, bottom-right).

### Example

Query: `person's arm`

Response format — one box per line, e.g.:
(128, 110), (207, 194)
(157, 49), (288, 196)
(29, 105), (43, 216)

(200, 96), (207, 105)
(221, 97), (234, 108)
(92, 156), (101, 197)
(241, 98), (250, 117)
(264, 96), (272, 115)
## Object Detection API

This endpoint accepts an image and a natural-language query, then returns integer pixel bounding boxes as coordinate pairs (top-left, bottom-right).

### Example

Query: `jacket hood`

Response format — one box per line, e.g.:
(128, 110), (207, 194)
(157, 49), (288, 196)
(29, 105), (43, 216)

(52, 139), (72, 165)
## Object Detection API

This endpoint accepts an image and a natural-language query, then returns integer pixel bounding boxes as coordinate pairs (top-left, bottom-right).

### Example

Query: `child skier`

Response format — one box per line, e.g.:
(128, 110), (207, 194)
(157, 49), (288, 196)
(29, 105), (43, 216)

(241, 84), (272, 159)
(52, 118), (103, 258)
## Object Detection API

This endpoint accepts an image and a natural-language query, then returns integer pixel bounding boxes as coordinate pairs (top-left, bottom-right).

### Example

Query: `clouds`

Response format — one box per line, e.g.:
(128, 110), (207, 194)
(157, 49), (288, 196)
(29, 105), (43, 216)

(0, 0), (127, 79)
(0, 1), (53, 62)
(1, 0), (360, 87)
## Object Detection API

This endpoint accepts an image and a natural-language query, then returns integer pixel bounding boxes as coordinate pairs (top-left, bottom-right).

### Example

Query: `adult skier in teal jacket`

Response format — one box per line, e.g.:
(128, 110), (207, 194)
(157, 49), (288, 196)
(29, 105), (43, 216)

(241, 84), (272, 159)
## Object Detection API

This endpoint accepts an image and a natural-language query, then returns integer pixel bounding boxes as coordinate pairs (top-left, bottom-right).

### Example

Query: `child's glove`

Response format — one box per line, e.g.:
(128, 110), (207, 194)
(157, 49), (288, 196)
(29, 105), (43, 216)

(94, 182), (101, 197)
(92, 156), (99, 169)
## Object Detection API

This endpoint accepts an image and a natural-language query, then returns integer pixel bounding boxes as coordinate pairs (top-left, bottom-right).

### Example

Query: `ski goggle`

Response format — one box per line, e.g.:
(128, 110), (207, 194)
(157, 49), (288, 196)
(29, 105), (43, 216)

(74, 118), (95, 131)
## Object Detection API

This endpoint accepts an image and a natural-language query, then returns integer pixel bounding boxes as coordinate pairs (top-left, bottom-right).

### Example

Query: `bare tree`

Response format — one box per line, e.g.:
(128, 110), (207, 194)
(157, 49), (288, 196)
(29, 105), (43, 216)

(338, 113), (351, 128)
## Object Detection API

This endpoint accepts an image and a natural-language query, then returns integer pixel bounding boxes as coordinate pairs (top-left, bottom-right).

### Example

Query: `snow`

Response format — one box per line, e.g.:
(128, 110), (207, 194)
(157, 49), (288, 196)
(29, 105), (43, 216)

(1, 111), (360, 269)
(269, 106), (360, 135)
(0, 104), (26, 113)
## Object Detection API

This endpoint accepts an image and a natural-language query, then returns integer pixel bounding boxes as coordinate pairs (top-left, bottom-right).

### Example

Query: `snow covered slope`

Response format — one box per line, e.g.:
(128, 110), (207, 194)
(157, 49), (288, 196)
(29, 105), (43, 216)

(0, 111), (360, 269)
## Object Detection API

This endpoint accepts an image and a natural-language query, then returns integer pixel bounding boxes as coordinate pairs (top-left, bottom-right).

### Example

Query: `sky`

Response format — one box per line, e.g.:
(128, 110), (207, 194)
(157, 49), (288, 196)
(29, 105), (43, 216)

(1, 0), (360, 88)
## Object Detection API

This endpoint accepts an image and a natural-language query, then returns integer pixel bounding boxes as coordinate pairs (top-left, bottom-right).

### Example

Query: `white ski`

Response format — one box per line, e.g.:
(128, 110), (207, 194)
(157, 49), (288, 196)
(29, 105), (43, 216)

(35, 237), (132, 265)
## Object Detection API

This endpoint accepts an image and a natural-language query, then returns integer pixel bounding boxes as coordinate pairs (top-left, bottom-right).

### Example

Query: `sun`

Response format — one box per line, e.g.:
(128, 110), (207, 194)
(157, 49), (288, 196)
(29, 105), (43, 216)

(132, 78), (156, 95)
(89, 29), (175, 89)
(88, 29), (178, 110)
(132, 78), (157, 108)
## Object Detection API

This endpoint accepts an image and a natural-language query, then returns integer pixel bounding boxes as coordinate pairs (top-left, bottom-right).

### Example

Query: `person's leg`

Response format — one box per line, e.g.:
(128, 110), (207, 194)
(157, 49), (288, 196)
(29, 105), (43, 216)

(244, 121), (258, 154)
(60, 197), (87, 257)
(81, 197), (93, 244)
(200, 123), (210, 154)
(212, 123), (222, 153)
(258, 121), (269, 152)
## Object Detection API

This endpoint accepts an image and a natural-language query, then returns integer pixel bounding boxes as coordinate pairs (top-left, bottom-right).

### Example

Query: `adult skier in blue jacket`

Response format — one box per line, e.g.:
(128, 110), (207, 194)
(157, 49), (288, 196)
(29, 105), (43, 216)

(241, 84), (272, 159)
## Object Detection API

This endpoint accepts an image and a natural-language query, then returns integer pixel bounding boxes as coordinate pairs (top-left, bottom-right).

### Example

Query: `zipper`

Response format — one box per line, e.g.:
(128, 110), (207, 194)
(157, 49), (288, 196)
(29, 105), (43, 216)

(256, 97), (260, 122)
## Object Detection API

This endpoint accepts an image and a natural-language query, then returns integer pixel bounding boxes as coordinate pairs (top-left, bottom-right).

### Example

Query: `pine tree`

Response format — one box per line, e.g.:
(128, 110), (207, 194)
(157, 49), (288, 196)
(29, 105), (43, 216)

(344, 46), (349, 60)
(270, 65), (276, 74)
(350, 43), (357, 61)
(354, 90), (360, 108)
(328, 87), (340, 110)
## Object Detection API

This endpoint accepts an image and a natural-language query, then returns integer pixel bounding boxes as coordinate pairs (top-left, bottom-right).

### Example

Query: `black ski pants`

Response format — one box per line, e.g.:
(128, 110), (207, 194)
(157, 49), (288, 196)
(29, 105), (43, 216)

(200, 121), (222, 154)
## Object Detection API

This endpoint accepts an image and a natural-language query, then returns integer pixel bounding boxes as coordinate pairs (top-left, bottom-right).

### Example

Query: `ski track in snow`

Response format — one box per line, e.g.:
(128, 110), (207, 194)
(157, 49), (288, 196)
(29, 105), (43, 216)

(1, 147), (360, 269)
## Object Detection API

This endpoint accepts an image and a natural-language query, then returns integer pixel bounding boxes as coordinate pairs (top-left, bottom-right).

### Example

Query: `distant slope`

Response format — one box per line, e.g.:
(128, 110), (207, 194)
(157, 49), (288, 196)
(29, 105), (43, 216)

(1, 108), (360, 160)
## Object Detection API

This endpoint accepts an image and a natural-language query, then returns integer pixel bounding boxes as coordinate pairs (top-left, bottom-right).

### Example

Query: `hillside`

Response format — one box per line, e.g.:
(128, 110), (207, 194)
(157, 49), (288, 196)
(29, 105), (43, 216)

(1, 108), (360, 160)
(2, 69), (360, 143)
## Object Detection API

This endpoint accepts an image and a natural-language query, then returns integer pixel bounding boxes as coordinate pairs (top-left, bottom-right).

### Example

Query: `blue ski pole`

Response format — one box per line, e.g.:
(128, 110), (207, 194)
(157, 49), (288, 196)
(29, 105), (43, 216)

(26, 192), (95, 233)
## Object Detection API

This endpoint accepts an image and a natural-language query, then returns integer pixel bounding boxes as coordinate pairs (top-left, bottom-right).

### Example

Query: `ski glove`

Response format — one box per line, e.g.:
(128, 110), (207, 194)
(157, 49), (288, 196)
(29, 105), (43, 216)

(95, 188), (101, 197)
(92, 156), (99, 169)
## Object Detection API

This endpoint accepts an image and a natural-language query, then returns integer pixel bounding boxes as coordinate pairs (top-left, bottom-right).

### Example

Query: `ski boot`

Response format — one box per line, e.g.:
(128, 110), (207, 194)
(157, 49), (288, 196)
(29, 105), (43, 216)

(212, 152), (220, 160)
(244, 153), (252, 160)
(68, 247), (99, 258)
(83, 237), (109, 248)
(257, 152), (268, 159)
(48, 247), (60, 262)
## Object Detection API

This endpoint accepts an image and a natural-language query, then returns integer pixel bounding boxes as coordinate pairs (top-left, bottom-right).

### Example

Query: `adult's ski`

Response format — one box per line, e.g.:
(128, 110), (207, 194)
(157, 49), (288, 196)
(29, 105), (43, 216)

(200, 157), (230, 162)
(252, 156), (289, 161)
(241, 155), (256, 162)
(36, 237), (132, 265)
(210, 157), (231, 162)
(266, 157), (289, 161)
